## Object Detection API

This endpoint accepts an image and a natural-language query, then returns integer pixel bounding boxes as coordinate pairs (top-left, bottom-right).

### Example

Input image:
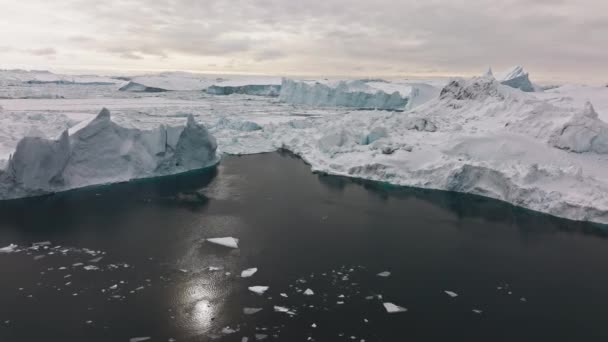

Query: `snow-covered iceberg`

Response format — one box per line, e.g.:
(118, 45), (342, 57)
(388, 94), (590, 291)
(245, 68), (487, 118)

(0, 108), (218, 199)
(497, 66), (535, 92)
(279, 78), (410, 110)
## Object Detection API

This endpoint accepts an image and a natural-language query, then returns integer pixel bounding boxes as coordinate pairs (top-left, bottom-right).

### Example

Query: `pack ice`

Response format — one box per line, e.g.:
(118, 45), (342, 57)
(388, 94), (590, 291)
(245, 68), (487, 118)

(0, 108), (218, 199)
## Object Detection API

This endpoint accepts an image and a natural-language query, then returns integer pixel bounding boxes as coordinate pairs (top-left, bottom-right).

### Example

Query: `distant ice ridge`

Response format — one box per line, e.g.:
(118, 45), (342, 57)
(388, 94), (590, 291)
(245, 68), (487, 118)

(118, 81), (168, 93)
(0, 108), (219, 200)
(206, 84), (281, 97)
(0, 69), (120, 86)
(279, 79), (413, 110)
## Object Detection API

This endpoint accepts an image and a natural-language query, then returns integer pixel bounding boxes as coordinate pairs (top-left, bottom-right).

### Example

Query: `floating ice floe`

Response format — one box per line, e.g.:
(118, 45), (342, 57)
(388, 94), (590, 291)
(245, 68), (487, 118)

(280, 293), (288, 298)
(255, 334), (268, 340)
(444, 291), (458, 298)
(303, 288), (314, 296)
(206, 237), (239, 249)
(241, 268), (258, 278)
(472, 309), (483, 314)
(0, 244), (17, 253)
(376, 271), (391, 277)
(248, 286), (269, 295)
(208, 266), (222, 271)
(243, 307), (263, 315)
(129, 337), (151, 342)
(383, 302), (407, 313)
(274, 306), (296, 315)
(83, 265), (99, 271)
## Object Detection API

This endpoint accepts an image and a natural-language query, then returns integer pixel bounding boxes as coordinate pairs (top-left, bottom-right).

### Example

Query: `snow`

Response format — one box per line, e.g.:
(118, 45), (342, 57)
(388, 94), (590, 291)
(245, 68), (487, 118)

(0, 108), (219, 199)
(206, 237), (239, 249)
(248, 286), (269, 295)
(3, 71), (608, 224)
(241, 268), (258, 278)
(383, 302), (407, 313)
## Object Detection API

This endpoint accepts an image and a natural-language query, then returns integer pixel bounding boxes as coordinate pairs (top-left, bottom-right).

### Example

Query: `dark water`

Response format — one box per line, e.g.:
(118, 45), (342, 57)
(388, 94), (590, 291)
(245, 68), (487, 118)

(1, 152), (608, 342)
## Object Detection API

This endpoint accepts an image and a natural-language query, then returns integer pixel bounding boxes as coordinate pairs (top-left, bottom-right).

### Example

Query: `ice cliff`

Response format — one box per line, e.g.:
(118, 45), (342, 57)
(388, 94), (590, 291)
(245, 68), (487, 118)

(279, 79), (411, 110)
(0, 108), (218, 199)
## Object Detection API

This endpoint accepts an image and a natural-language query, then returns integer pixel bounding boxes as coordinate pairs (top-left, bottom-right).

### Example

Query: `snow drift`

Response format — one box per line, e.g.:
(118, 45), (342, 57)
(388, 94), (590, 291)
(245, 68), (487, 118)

(279, 79), (410, 110)
(0, 108), (218, 199)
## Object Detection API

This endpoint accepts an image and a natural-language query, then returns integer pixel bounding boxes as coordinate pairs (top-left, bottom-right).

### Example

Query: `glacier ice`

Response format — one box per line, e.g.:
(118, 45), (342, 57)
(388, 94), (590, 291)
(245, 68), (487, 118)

(0, 108), (218, 199)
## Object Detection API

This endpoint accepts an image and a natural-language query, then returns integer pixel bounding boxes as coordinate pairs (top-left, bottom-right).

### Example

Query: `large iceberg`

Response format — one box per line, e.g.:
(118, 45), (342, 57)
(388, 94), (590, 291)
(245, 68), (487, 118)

(206, 84), (281, 97)
(496, 66), (535, 92)
(279, 78), (410, 110)
(0, 108), (218, 199)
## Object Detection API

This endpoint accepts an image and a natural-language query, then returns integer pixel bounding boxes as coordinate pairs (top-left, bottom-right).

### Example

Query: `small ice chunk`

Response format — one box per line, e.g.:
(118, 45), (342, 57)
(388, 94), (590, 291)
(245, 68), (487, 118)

(255, 334), (268, 341)
(208, 266), (222, 271)
(241, 268), (258, 278)
(206, 237), (239, 249)
(242, 338), (249, 342)
(33, 241), (52, 247)
(222, 326), (238, 334)
(383, 302), (407, 313)
(377, 271), (391, 277)
(472, 309), (483, 314)
(311, 323), (317, 328)
(243, 307), (263, 315)
(72, 263), (84, 267)
(33, 255), (45, 260)
(444, 290), (458, 298)
(0, 244), (17, 253)
(248, 286), (269, 295)
(89, 257), (103, 263)
(280, 293), (288, 298)
(337, 301), (344, 305)
(85, 320), (93, 324)
(520, 297), (527, 302)
(109, 284), (118, 290)
(83, 265), (99, 271)
(274, 306), (295, 315)
(303, 288), (314, 296)
(130, 338), (151, 342)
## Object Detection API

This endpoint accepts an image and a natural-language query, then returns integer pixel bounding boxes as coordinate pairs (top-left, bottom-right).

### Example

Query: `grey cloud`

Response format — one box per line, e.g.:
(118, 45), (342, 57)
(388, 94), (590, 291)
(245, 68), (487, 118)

(27, 48), (57, 56)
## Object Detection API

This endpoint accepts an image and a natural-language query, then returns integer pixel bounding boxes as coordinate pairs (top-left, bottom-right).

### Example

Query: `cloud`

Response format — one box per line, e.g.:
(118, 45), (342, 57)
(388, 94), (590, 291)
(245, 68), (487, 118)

(1, 0), (607, 81)
(27, 47), (57, 56)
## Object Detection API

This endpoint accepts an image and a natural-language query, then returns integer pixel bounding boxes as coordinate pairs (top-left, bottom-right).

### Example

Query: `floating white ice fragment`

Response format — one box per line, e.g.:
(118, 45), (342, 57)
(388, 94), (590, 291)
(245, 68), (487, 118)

(242, 338), (249, 342)
(273, 306), (295, 315)
(255, 334), (268, 341)
(222, 326), (238, 334)
(472, 309), (483, 314)
(130, 337), (151, 342)
(208, 266), (222, 271)
(311, 323), (317, 328)
(303, 288), (314, 296)
(383, 302), (407, 313)
(0, 244), (17, 253)
(83, 265), (99, 271)
(206, 237), (239, 249)
(280, 293), (288, 298)
(89, 257), (103, 263)
(377, 271), (391, 277)
(241, 268), (258, 278)
(243, 307), (263, 315)
(444, 290), (458, 298)
(33, 241), (52, 247)
(248, 286), (269, 295)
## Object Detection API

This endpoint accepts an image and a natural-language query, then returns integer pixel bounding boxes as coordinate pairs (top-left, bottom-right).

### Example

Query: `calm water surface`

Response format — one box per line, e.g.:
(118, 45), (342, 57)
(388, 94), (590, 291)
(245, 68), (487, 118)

(1, 152), (608, 342)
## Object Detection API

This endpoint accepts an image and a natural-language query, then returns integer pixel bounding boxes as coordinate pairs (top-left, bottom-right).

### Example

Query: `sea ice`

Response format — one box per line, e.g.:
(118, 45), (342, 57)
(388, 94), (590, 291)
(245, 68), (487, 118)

(206, 237), (239, 249)
(303, 288), (314, 296)
(241, 268), (258, 278)
(0, 244), (17, 253)
(376, 271), (391, 277)
(444, 291), (458, 298)
(249, 286), (269, 295)
(382, 302), (407, 313)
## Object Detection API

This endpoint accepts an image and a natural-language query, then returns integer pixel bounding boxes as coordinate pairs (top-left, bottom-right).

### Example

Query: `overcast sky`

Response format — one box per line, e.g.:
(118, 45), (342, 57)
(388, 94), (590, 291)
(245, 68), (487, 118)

(0, 0), (606, 83)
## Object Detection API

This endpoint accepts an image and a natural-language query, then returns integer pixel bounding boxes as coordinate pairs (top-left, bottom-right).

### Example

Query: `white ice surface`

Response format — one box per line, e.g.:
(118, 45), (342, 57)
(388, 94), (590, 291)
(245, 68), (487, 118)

(249, 286), (269, 295)
(241, 268), (258, 278)
(206, 237), (239, 249)
(2, 72), (608, 224)
(383, 302), (407, 313)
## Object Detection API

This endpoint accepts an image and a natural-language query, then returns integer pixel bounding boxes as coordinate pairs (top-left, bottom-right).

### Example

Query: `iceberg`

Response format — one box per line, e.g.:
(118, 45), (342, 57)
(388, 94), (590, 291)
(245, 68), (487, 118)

(241, 268), (258, 278)
(279, 78), (409, 110)
(249, 286), (269, 295)
(207, 84), (281, 97)
(0, 108), (218, 199)
(497, 66), (535, 92)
